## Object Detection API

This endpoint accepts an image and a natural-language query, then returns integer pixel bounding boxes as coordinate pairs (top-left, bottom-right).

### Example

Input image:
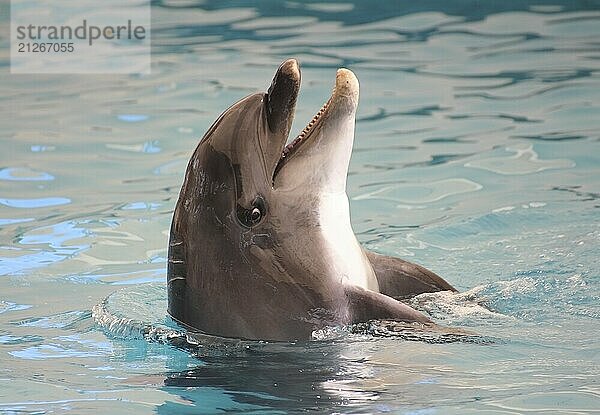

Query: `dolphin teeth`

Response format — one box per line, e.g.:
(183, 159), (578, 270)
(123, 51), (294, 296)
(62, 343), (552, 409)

(281, 98), (331, 159)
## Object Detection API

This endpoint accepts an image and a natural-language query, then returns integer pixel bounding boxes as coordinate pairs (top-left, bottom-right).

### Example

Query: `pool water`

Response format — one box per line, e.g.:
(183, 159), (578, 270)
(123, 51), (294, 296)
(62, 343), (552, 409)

(1, 1), (599, 413)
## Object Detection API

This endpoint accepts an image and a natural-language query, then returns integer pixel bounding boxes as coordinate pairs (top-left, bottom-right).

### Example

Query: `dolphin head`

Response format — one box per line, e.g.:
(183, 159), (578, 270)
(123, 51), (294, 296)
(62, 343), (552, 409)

(189, 59), (301, 225)
(168, 59), (375, 340)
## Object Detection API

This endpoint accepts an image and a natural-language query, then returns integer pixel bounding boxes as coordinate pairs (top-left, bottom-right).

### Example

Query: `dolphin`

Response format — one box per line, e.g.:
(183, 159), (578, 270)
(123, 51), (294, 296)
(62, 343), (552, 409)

(167, 59), (456, 341)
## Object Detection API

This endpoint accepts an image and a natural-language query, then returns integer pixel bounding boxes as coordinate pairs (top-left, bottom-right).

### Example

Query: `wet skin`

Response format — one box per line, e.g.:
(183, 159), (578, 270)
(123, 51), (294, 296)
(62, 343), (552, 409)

(167, 59), (456, 341)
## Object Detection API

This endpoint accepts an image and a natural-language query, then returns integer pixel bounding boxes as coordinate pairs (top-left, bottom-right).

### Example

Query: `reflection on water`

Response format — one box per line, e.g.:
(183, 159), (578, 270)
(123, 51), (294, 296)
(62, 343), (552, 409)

(1, 0), (599, 413)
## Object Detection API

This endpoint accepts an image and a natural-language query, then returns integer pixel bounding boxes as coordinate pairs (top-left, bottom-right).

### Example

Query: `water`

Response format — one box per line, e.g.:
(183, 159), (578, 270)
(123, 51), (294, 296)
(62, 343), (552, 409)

(1, 1), (599, 413)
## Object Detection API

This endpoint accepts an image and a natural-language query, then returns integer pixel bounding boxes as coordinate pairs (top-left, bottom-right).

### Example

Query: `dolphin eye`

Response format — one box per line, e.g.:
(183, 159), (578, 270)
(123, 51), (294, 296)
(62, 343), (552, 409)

(236, 196), (266, 228)
(250, 207), (262, 222)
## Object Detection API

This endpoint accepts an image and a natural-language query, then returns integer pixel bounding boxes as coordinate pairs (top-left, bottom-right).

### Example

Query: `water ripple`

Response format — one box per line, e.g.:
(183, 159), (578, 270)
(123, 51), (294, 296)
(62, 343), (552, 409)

(0, 301), (32, 314)
(353, 178), (482, 205)
(0, 220), (89, 276)
(1, 2), (599, 414)
(15, 310), (91, 330)
(0, 197), (71, 209)
(0, 167), (54, 181)
(465, 144), (575, 175)
(106, 140), (162, 154)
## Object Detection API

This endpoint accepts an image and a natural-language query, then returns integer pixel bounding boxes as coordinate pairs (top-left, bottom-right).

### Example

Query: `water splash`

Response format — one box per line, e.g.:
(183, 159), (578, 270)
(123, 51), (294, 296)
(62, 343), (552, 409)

(93, 283), (495, 349)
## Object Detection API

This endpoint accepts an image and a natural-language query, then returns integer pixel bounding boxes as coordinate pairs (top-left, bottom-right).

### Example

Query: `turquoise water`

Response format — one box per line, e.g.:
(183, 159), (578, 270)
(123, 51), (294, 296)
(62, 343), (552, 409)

(1, 1), (600, 413)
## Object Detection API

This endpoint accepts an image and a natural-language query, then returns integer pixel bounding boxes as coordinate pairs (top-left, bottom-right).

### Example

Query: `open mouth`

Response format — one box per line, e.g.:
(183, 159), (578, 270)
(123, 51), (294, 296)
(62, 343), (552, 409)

(281, 98), (331, 159)
(273, 81), (335, 178)
(268, 61), (359, 184)
(273, 96), (332, 178)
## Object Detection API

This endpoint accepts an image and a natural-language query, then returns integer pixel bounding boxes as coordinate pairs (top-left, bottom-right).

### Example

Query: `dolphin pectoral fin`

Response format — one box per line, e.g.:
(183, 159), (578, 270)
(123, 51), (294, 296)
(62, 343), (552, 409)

(365, 250), (457, 299)
(344, 285), (431, 324)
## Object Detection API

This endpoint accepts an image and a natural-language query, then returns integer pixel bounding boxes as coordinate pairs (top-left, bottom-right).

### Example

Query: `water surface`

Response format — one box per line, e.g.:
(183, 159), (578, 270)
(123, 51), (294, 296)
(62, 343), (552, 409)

(1, 1), (599, 413)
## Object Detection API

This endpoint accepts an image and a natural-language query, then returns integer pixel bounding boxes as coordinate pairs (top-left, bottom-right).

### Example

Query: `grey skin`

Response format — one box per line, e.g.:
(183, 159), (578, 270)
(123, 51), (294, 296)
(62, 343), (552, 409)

(167, 59), (456, 341)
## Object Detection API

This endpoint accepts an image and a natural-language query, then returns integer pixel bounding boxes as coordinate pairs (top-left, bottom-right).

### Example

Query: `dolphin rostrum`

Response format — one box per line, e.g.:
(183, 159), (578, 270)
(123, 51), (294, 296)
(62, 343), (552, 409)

(167, 59), (456, 341)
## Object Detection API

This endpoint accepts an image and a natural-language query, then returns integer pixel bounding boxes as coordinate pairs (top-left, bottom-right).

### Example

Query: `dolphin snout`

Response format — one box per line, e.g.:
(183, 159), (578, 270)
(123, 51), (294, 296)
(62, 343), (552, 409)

(266, 58), (301, 136)
(279, 58), (300, 81)
(334, 68), (359, 101)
